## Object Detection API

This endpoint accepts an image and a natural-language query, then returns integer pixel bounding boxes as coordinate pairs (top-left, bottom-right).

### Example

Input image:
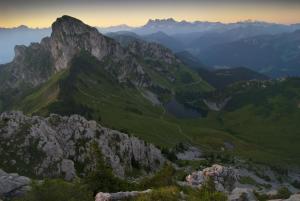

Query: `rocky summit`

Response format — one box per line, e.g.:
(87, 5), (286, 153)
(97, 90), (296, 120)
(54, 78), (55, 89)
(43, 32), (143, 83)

(0, 111), (165, 179)
(49, 16), (124, 71)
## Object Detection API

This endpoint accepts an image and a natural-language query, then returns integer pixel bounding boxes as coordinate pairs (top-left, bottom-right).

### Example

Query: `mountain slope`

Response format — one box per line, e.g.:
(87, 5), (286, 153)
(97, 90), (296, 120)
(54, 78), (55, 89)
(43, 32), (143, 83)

(215, 78), (300, 164)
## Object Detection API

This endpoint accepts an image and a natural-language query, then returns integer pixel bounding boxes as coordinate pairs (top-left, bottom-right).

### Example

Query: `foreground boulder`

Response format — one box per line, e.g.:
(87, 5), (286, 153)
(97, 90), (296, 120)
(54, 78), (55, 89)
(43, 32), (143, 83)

(186, 164), (238, 192)
(0, 111), (165, 179)
(95, 189), (151, 201)
(0, 169), (31, 198)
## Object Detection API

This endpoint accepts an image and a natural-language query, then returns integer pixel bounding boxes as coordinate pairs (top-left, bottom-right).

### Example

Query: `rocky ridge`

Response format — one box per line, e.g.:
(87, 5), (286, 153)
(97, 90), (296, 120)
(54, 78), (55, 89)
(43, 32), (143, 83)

(0, 111), (165, 179)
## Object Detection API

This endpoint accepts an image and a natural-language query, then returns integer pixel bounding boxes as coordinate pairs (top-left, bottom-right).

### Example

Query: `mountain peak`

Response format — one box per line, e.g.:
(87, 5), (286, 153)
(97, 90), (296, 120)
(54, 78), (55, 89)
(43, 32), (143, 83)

(146, 18), (177, 25)
(16, 25), (29, 29)
(51, 15), (97, 38)
(45, 15), (123, 71)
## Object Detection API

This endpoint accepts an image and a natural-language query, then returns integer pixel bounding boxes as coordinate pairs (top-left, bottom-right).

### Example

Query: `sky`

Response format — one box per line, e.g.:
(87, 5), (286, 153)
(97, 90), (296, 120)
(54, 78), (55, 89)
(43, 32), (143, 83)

(1, 0), (300, 28)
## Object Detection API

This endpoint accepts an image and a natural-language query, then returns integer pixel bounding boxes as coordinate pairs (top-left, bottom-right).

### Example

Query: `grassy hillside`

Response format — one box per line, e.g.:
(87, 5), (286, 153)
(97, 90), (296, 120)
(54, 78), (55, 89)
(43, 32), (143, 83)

(218, 78), (300, 164)
(16, 52), (211, 146)
(15, 52), (300, 167)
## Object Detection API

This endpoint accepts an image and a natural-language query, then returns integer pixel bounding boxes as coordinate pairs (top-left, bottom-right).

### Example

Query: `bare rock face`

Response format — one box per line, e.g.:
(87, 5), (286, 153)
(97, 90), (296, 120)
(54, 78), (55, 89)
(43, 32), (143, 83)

(0, 111), (165, 179)
(48, 15), (124, 71)
(127, 40), (178, 65)
(176, 146), (203, 161)
(0, 169), (31, 198)
(186, 164), (238, 192)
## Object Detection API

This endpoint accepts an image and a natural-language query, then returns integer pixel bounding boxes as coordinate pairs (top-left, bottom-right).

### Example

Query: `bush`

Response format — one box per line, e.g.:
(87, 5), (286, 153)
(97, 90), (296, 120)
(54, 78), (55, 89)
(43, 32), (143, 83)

(274, 187), (291, 199)
(13, 179), (93, 201)
(292, 180), (300, 189)
(254, 187), (292, 201)
(183, 179), (227, 201)
(138, 163), (176, 189)
(134, 186), (180, 201)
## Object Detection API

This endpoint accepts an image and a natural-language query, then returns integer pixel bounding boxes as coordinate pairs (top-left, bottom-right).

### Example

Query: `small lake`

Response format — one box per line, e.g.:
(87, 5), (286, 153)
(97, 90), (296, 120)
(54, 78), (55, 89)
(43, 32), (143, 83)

(164, 99), (202, 118)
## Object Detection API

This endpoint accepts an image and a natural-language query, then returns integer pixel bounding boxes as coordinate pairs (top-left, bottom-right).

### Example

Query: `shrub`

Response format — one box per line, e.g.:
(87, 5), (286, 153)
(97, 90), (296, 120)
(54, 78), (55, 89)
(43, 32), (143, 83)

(134, 186), (180, 201)
(184, 179), (227, 201)
(13, 179), (93, 201)
(255, 187), (292, 201)
(274, 187), (291, 199)
(138, 163), (176, 189)
(292, 180), (300, 189)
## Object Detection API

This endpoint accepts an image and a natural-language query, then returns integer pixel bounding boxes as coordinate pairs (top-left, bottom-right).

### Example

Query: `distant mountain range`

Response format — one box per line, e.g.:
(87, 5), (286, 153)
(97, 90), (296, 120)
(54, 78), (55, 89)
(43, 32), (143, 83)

(198, 30), (300, 77)
(133, 18), (300, 35)
(1, 18), (300, 77)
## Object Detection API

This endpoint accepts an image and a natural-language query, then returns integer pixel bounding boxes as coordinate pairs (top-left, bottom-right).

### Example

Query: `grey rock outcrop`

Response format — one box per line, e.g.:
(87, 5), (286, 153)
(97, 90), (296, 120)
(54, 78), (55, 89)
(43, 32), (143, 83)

(0, 169), (31, 198)
(176, 146), (203, 161)
(95, 189), (151, 201)
(185, 164), (238, 192)
(203, 97), (231, 111)
(0, 111), (165, 179)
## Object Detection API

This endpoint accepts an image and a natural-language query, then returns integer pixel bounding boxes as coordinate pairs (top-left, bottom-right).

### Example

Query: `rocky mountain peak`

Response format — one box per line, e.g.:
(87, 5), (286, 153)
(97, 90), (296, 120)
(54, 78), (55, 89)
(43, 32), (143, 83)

(47, 15), (123, 71)
(51, 15), (98, 38)
(145, 18), (177, 27)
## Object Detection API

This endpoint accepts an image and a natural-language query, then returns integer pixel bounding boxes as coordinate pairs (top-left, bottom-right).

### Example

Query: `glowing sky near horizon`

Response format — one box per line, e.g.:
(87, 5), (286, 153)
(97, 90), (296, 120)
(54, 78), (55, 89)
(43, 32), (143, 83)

(1, 0), (300, 28)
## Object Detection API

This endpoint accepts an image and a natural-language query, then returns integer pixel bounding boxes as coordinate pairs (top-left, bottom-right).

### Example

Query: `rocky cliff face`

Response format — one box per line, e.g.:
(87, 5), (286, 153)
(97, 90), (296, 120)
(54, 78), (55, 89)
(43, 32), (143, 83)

(0, 111), (165, 180)
(47, 16), (125, 71)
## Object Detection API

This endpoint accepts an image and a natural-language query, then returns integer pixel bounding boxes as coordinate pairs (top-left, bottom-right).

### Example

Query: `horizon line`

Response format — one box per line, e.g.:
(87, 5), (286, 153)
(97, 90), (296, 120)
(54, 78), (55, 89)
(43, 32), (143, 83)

(1, 17), (300, 29)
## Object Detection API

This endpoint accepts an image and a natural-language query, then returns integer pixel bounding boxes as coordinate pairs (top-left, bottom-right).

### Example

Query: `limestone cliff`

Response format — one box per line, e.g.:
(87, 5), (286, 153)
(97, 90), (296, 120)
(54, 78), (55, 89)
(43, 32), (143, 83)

(0, 111), (165, 180)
